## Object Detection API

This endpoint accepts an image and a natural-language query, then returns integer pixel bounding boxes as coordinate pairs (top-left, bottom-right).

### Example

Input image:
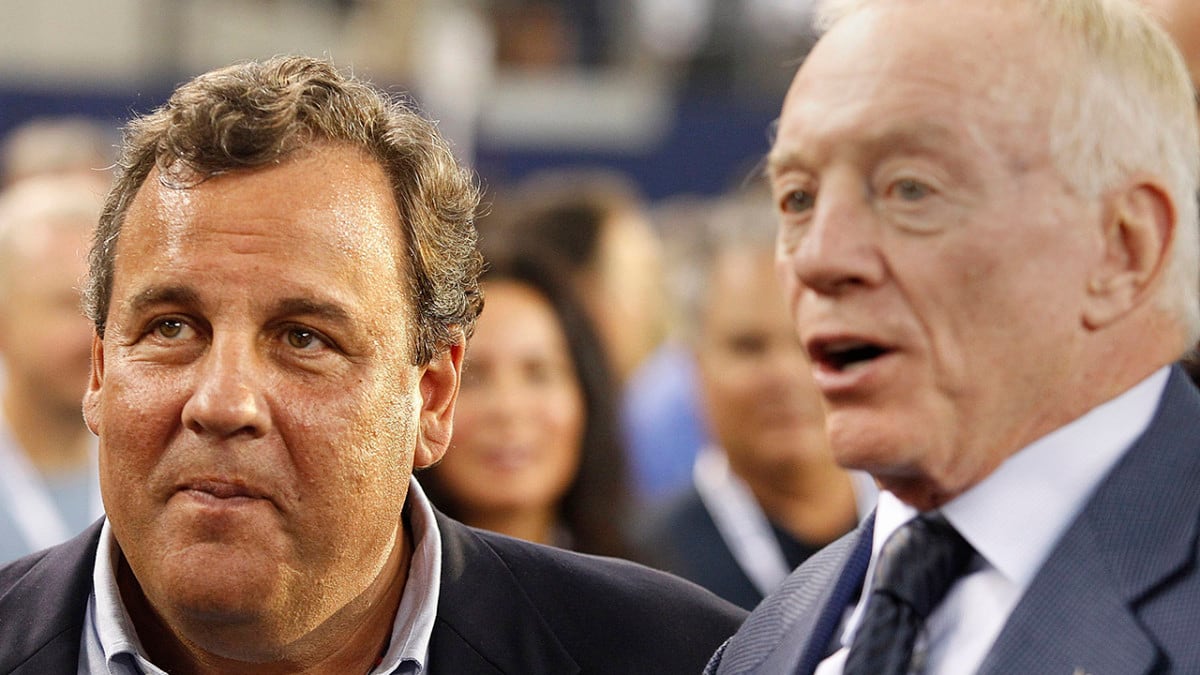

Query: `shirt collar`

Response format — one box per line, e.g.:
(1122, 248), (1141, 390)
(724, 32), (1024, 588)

(374, 476), (442, 673)
(871, 366), (1169, 590)
(89, 475), (443, 674)
(942, 366), (1168, 588)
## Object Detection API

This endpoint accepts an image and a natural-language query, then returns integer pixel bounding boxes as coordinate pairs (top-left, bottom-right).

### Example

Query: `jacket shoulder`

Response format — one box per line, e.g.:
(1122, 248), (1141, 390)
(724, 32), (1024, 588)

(440, 515), (747, 673)
(0, 520), (102, 672)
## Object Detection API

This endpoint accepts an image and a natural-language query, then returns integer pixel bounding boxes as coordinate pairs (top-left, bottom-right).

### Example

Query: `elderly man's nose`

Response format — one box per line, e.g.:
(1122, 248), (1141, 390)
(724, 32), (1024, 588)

(781, 187), (885, 295)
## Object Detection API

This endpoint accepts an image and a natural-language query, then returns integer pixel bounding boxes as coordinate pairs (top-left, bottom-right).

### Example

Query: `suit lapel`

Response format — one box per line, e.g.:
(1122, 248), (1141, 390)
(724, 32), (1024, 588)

(430, 513), (578, 675)
(980, 367), (1200, 675)
(0, 519), (101, 673)
(715, 513), (874, 675)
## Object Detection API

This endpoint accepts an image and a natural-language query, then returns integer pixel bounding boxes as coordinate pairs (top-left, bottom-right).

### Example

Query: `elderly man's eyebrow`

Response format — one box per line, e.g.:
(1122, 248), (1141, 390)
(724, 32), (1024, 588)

(766, 150), (800, 178)
(767, 121), (963, 177)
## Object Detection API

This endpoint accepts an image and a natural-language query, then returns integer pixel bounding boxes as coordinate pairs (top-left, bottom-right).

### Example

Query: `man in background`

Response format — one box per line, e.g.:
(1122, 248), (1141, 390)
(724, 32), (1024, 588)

(0, 174), (106, 562)
(0, 116), (115, 187)
(637, 189), (873, 610)
(709, 0), (1200, 672)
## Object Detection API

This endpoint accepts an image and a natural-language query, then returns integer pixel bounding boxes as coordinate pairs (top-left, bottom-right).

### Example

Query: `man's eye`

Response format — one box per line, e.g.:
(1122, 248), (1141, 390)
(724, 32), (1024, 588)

(286, 328), (323, 350)
(154, 319), (187, 339)
(892, 178), (931, 201)
(781, 189), (815, 213)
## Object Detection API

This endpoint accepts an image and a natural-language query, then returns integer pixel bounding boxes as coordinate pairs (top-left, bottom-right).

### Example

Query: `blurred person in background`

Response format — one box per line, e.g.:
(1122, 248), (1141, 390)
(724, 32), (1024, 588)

(620, 194), (717, 505)
(1143, 0), (1200, 82)
(344, 0), (495, 163)
(1141, 0), (1200, 386)
(636, 188), (874, 610)
(489, 168), (701, 505)
(420, 247), (636, 560)
(1, 116), (115, 187)
(490, 167), (668, 383)
(0, 173), (107, 563)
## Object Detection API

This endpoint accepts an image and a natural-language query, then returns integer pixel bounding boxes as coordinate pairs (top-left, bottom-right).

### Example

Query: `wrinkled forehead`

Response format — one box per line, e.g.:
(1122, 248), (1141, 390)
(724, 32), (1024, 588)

(813, 2), (1060, 97)
(775, 1), (1061, 162)
(126, 150), (406, 257)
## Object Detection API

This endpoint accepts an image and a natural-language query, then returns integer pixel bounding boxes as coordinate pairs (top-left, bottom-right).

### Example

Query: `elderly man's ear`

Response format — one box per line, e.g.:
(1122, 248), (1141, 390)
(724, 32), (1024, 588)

(1083, 178), (1175, 329)
(414, 337), (465, 469)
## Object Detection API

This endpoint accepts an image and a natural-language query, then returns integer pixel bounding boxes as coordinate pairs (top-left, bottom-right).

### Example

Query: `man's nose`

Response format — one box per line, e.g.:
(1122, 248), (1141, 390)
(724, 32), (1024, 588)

(181, 336), (270, 438)
(779, 178), (885, 296)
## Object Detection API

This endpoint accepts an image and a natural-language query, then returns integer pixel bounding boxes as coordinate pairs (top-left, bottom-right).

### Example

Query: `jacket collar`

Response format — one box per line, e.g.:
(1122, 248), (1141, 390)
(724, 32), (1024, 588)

(979, 366), (1200, 675)
(0, 518), (101, 672)
(430, 512), (579, 674)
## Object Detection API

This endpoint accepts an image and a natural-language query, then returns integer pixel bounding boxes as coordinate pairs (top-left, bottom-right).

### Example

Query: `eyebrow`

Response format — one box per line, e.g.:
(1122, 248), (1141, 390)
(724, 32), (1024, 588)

(126, 285), (202, 316)
(767, 121), (960, 177)
(124, 288), (353, 325)
(271, 297), (353, 325)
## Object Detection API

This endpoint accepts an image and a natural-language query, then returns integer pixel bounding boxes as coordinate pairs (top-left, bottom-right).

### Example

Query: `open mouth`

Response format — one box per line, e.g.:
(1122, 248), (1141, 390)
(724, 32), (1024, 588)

(809, 339), (891, 372)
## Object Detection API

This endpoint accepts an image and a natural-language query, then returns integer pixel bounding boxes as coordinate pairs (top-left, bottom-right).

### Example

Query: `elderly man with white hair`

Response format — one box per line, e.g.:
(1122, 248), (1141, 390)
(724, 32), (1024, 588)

(707, 0), (1200, 673)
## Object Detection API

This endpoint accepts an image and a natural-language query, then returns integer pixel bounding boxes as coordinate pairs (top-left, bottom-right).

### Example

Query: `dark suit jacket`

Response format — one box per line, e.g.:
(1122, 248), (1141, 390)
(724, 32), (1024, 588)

(0, 510), (747, 673)
(636, 487), (772, 611)
(707, 365), (1200, 674)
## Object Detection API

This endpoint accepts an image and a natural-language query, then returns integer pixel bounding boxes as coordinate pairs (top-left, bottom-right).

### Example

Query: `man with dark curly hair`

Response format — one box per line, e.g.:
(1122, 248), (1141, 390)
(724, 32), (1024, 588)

(0, 56), (744, 674)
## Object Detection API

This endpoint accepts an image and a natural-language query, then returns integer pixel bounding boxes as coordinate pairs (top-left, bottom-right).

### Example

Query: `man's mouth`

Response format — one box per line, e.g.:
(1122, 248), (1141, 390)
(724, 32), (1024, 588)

(809, 338), (891, 372)
(182, 479), (268, 501)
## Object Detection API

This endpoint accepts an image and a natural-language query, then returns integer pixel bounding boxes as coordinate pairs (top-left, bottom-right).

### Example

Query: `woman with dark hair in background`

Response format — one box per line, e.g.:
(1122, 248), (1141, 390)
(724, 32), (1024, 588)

(419, 247), (636, 560)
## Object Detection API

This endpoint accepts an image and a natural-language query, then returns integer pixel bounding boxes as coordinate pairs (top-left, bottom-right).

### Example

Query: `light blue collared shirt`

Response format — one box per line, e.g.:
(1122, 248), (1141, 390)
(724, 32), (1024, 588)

(78, 477), (443, 674)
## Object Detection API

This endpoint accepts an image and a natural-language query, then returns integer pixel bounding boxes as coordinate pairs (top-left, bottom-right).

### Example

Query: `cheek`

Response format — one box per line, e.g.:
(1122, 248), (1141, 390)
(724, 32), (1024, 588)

(93, 360), (190, 498)
(302, 382), (416, 488)
(541, 386), (586, 472)
(699, 353), (761, 416)
(447, 396), (488, 444)
(775, 252), (803, 308)
(95, 359), (187, 451)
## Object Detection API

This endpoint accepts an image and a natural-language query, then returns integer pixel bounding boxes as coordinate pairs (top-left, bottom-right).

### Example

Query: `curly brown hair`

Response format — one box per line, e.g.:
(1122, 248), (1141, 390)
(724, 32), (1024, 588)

(84, 55), (483, 365)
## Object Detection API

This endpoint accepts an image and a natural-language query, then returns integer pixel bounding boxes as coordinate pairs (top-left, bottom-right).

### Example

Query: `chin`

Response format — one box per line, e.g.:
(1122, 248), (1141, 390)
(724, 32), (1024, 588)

(827, 414), (922, 475)
(161, 548), (277, 602)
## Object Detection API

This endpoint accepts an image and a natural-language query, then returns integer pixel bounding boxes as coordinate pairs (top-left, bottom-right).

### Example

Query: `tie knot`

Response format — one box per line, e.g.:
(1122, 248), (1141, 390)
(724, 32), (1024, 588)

(872, 513), (975, 619)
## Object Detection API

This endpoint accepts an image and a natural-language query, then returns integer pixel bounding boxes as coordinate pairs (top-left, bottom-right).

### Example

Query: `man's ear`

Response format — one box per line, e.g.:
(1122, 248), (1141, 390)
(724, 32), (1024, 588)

(1083, 178), (1174, 329)
(413, 336), (465, 470)
(82, 330), (104, 435)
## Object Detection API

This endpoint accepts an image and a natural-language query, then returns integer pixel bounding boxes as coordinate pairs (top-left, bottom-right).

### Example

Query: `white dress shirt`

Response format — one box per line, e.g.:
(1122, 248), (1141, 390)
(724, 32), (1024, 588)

(816, 367), (1169, 674)
(78, 477), (443, 674)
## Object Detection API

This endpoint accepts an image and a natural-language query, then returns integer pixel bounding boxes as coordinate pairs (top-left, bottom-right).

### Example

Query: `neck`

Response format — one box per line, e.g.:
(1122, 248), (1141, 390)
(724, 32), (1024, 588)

(735, 452), (861, 546)
(125, 527), (412, 675)
(2, 386), (92, 474)
(463, 505), (559, 546)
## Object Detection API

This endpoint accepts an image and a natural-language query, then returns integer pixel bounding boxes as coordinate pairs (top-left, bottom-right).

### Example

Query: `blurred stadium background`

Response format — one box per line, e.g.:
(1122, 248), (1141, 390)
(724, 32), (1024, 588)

(0, 0), (819, 199)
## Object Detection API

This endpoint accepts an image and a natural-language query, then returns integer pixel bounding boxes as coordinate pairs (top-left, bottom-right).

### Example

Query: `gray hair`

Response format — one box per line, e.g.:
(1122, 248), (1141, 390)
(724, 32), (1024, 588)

(665, 185), (779, 342)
